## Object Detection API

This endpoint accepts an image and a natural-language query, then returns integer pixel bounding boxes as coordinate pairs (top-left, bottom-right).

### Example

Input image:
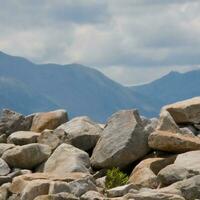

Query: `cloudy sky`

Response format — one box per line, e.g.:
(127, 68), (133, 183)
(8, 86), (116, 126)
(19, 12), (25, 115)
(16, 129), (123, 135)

(1, 0), (200, 85)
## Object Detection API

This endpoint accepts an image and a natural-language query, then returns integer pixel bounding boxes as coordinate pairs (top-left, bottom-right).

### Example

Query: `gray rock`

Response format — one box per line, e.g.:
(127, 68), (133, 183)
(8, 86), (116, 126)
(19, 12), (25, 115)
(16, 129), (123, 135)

(2, 144), (51, 169)
(55, 116), (102, 151)
(80, 191), (104, 200)
(0, 143), (15, 156)
(0, 109), (31, 136)
(44, 143), (90, 175)
(0, 158), (10, 176)
(49, 181), (71, 194)
(91, 110), (152, 169)
(34, 193), (78, 200)
(7, 131), (40, 145)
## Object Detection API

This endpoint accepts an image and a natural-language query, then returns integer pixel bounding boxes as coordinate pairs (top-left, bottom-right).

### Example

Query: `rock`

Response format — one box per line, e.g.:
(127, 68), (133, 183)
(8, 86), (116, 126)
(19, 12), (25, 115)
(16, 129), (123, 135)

(55, 116), (102, 151)
(0, 143), (15, 156)
(128, 156), (176, 188)
(0, 109), (32, 136)
(49, 181), (71, 194)
(10, 172), (90, 194)
(68, 176), (97, 197)
(95, 176), (106, 188)
(0, 135), (6, 143)
(31, 110), (68, 132)
(126, 189), (185, 200)
(157, 110), (180, 133)
(0, 183), (10, 200)
(20, 179), (50, 200)
(164, 97), (200, 124)
(91, 110), (151, 169)
(80, 191), (104, 200)
(7, 194), (20, 200)
(106, 184), (136, 197)
(44, 144), (90, 175)
(34, 193), (78, 200)
(160, 175), (200, 200)
(158, 164), (196, 186)
(0, 158), (10, 176)
(37, 129), (60, 150)
(2, 144), (51, 169)
(7, 131), (40, 145)
(148, 130), (200, 153)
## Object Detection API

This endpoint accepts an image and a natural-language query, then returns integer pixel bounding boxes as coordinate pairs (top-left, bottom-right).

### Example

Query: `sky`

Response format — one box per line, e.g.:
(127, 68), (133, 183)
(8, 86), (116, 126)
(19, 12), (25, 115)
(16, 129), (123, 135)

(1, 0), (200, 85)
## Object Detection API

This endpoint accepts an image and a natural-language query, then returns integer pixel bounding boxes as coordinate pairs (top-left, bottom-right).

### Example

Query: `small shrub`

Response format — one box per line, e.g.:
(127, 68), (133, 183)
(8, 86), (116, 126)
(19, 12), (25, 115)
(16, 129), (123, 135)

(105, 167), (129, 189)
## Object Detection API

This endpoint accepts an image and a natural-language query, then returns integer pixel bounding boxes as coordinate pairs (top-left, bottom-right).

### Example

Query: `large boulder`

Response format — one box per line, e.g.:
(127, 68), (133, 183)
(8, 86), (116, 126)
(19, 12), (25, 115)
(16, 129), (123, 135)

(8, 131), (40, 145)
(0, 109), (32, 136)
(43, 144), (90, 175)
(128, 156), (176, 188)
(91, 110), (152, 169)
(31, 110), (68, 132)
(0, 143), (15, 156)
(164, 97), (200, 124)
(2, 144), (51, 169)
(55, 116), (102, 151)
(148, 130), (200, 153)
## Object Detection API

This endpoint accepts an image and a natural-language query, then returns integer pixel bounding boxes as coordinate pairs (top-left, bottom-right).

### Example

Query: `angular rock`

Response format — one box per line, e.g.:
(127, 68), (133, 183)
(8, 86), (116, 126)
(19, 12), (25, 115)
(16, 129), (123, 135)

(164, 97), (200, 124)
(80, 191), (104, 200)
(10, 172), (90, 194)
(0, 109), (32, 136)
(2, 144), (51, 169)
(91, 110), (152, 169)
(0, 183), (10, 200)
(49, 181), (70, 194)
(8, 131), (40, 145)
(106, 184), (136, 198)
(44, 144), (90, 175)
(129, 156), (176, 188)
(37, 129), (60, 150)
(148, 130), (200, 153)
(31, 110), (68, 132)
(55, 116), (102, 151)
(21, 179), (50, 200)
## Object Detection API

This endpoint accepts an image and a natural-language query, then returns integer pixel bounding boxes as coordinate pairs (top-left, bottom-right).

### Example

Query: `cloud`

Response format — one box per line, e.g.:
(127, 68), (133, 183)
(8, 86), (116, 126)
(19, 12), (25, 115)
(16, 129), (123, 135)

(0, 0), (200, 84)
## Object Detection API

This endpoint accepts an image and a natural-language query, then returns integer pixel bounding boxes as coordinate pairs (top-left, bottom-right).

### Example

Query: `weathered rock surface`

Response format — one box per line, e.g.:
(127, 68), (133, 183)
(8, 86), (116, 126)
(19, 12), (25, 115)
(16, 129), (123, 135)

(34, 193), (78, 200)
(80, 191), (104, 200)
(91, 110), (152, 169)
(129, 156), (176, 188)
(55, 116), (102, 151)
(8, 131), (40, 145)
(44, 144), (90, 175)
(0, 109), (32, 136)
(31, 110), (68, 132)
(0, 158), (10, 176)
(164, 97), (200, 124)
(0, 143), (15, 156)
(2, 144), (51, 169)
(148, 130), (200, 153)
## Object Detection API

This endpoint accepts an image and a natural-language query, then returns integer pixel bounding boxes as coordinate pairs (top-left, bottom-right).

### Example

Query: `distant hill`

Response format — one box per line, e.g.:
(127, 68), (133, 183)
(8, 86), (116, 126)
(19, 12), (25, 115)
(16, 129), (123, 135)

(0, 51), (156, 122)
(130, 70), (200, 116)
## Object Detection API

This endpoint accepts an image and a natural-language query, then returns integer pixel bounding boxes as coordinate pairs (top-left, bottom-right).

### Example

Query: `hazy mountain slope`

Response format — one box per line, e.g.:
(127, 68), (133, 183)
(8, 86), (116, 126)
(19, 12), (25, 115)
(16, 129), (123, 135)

(0, 77), (59, 114)
(131, 70), (200, 116)
(0, 51), (156, 122)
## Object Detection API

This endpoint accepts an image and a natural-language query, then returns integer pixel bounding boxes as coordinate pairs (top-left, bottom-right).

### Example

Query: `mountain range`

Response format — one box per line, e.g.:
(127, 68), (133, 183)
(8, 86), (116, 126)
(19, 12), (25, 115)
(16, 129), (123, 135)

(0, 51), (199, 122)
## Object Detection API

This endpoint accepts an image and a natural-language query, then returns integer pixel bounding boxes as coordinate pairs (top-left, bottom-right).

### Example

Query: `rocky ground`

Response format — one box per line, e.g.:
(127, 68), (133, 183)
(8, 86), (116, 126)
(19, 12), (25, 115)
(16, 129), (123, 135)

(0, 97), (200, 199)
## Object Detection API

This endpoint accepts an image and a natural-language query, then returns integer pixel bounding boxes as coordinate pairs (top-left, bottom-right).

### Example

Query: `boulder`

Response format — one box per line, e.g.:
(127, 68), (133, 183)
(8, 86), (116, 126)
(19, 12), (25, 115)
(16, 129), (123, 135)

(0, 143), (15, 156)
(0, 158), (10, 176)
(48, 181), (70, 194)
(0, 109), (32, 136)
(91, 110), (152, 169)
(10, 172), (90, 194)
(44, 144), (90, 175)
(31, 110), (68, 132)
(128, 156), (176, 188)
(20, 179), (50, 200)
(148, 130), (200, 153)
(164, 97), (200, 124)
(34, 193), (78, 200)
(8, 131), (40, 145)
(80, 191), (104, 200)
(2, 144), (51, 169)
(37, 129), (60, 150)
(55, 116), (102, 151)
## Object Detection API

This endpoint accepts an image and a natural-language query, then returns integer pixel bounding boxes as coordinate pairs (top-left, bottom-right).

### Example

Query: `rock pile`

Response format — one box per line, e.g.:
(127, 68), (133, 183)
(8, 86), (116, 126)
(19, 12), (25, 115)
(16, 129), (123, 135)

(0, 97), (200, 199)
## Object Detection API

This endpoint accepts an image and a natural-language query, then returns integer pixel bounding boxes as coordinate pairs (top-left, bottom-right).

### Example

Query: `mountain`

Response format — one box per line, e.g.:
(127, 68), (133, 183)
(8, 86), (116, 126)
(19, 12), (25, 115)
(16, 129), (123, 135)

(0, 51), (156, 122)
(130, 70), (200, 116)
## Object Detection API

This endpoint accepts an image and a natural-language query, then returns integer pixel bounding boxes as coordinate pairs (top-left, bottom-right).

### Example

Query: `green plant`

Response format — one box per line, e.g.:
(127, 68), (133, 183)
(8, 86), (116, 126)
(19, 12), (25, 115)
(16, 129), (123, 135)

(105, 167), (129, 189)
